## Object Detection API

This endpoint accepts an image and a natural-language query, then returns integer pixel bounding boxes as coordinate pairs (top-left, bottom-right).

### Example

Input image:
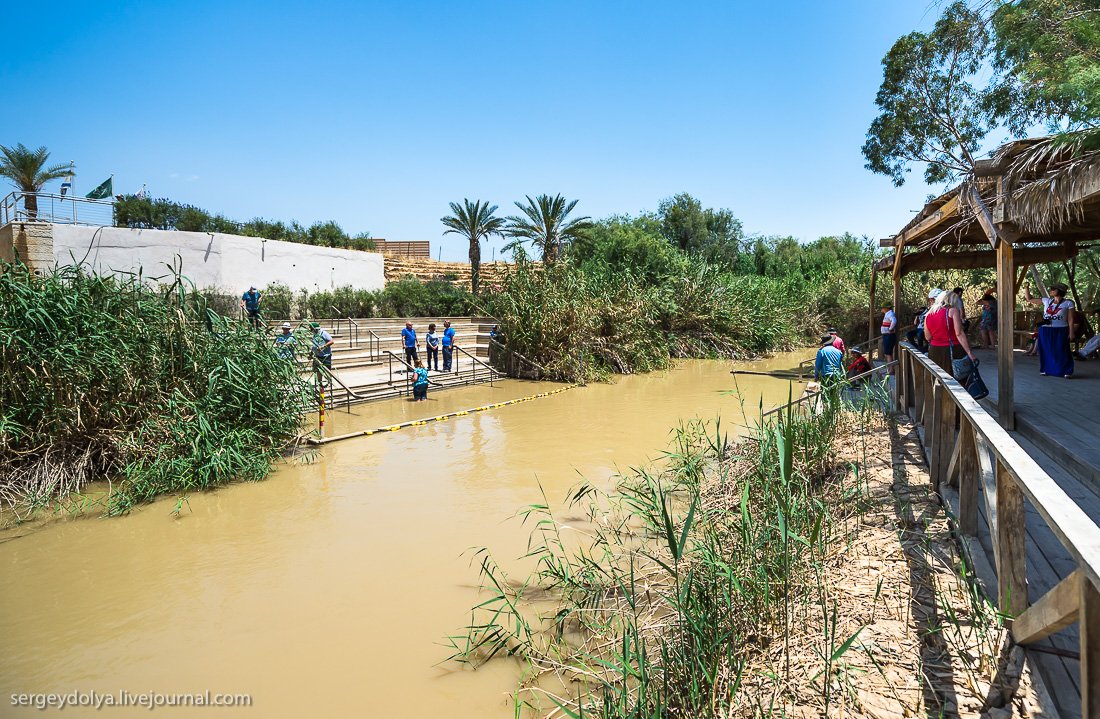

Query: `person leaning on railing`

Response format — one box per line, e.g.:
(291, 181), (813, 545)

(923, 289), (976, 375)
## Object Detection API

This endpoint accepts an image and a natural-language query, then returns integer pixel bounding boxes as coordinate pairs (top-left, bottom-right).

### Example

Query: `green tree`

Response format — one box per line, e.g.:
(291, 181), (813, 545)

(657, 193), (743, 266)
(504, 194), (592, 264)
(987, 0), (1100, 139)
(862, 2), (994, 185)
(441, 199), (505, 294)
(0, 144), (71, 219)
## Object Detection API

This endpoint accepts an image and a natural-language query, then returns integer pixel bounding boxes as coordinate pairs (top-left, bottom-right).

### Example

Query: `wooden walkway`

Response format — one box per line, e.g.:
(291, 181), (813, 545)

(905, 347), (1100, 718)
(973, 347), (1100, 495)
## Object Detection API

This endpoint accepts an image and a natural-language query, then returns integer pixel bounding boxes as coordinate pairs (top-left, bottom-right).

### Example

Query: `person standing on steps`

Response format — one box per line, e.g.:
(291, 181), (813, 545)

(401, 321), (419, 368)
(310, 322), (334, 369)
(425, 323), (440, 370)
(240, 286), (263, 329)
(274, 322), (296, 360)
(441, 320), (456, 372)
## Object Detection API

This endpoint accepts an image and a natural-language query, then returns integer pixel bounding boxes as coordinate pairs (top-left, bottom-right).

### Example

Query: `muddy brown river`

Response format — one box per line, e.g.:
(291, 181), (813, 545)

(1, 356), (807, 717)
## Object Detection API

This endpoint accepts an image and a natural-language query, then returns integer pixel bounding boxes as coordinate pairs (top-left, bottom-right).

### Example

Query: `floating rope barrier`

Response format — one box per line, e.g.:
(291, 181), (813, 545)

(307, 384), (578, 445)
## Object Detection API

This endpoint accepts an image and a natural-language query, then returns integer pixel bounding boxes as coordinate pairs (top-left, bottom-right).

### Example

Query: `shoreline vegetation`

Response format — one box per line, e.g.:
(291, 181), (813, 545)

(447, 387), (1044, 717)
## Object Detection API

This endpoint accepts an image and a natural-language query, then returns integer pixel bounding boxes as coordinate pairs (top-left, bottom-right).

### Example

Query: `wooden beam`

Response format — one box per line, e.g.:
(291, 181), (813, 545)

(969, 186), (999, 248)
(897, 194), (962, 248)
(1013, 569), (1080, 644)
(996, 239), (1015, 431)
(899, 243), (1076, 273)
(1083, 574), (1100, 719)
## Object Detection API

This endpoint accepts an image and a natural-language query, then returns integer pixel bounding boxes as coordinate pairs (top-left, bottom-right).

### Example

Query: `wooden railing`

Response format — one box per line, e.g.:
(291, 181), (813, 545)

(896, 342), (1100, 715)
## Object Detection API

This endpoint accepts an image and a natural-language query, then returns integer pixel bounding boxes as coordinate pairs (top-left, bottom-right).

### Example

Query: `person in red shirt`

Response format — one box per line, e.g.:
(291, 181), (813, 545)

(846, 347), (871, 384)
(828, 327), (845, 354)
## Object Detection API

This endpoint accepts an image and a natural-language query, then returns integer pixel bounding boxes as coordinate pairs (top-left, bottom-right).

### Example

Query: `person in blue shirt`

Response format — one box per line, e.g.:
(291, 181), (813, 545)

(310, 322), (334, 369)
(401, 321), (418, 367)
(814, 334), (845, 383)
(425, 323), (440, 370)
(441, 320), (456, 371)
(273, 322), (296, 360)
(239, 286), (263, 329)
(411, 359), (442, 401)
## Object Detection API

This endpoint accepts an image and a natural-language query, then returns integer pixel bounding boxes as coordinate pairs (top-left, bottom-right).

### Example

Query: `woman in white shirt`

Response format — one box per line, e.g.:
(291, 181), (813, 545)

(1024, 282), (1076, 378)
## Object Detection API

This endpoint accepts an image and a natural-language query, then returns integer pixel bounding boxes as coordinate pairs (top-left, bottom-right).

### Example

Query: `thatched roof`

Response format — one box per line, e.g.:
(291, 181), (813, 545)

(877, 134), (1100, 276)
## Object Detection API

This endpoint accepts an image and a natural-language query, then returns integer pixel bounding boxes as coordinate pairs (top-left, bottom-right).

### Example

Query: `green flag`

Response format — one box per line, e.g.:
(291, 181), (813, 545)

(86, 176), (113, 200)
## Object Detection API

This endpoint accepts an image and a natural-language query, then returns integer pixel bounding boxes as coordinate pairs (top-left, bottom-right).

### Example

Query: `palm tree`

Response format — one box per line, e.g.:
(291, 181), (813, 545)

(503, 194), (593, 264)
(0, 144), (72, 220)
(441, 199), (506, 294)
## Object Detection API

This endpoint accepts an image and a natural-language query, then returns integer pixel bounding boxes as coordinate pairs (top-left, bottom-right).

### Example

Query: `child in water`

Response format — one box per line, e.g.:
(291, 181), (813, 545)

(413, 360), (430, 401)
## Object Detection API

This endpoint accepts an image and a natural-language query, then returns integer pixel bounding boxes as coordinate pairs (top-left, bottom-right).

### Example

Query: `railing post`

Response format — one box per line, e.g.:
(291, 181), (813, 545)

(925, 380), (940, 476)
(957, 423), (979, 536)
(996, 460), (1028, 617)
(1082, 576), (1100, 718)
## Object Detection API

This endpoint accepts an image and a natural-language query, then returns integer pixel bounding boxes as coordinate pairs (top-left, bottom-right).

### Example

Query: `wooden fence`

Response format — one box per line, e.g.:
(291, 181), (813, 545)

(896, 342), (1100, 716)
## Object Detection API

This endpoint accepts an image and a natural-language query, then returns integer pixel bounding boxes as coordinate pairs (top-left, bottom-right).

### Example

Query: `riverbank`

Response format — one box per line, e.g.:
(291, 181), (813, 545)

(450, 388), (1047, 717)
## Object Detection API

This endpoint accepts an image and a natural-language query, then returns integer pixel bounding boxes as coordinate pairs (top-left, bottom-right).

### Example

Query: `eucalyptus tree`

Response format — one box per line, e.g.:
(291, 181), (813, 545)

(862, 2), (994, 186)
(503, 194), (593, 264)
(0, 144), (71, 219)
(441, 199), (505, 294)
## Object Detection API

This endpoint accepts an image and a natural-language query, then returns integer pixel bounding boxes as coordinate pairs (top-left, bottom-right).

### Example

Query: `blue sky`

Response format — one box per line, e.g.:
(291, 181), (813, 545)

(1, 1), (990, 261)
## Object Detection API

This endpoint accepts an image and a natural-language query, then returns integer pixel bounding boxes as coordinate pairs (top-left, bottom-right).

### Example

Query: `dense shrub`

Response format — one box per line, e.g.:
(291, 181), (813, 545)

(0, 262), (312, 517)
(113, 194), (375, 251)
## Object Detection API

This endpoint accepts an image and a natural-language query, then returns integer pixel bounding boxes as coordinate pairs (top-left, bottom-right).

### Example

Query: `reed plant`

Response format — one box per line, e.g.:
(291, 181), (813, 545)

(0, 261), (311, 518)
(447, 384), (889, 717)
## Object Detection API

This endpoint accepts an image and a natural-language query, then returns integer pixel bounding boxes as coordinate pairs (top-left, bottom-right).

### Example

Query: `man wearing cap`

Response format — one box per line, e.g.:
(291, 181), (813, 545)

(310, 322), (335, 369)
(814, 334), (845, 384)
(274, 322), (297, 360)
(240, 286), (263, 329)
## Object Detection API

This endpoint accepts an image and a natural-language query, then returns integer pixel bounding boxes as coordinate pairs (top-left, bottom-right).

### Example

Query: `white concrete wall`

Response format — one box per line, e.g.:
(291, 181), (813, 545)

(49, 224), (385, 292)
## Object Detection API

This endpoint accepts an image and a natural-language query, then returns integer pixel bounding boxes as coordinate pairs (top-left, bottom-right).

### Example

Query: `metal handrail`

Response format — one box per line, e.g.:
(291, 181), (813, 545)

(454, 345), (498, 387)
(367, 329), (381, 362)
(347, 317), (360, 349)
(487, 337), (550, 376)
(312, 361), (367, 412)
(763, 360), (897, 419)
(1, 190), (115, 226)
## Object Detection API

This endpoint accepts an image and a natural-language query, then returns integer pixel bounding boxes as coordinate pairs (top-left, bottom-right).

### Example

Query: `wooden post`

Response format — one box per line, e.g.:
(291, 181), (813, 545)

(893, 275), (902, 327)
(926, 382), (941, 484)
(896, 346), (907, 411)
(958, 424), (979, 536)
(996, 460), (1028, 616)
(1083, 575), (1100, 718)
(868, 269), (878, 362)
(996, 240), (1015, 430)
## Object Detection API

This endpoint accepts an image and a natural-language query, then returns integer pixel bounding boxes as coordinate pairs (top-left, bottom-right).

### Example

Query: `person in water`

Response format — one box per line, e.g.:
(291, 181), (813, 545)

(412, 359), (442, 401)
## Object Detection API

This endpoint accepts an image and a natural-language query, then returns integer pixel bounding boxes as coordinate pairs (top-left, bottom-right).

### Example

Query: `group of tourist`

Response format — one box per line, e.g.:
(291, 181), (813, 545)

(400, 320), (457, 371)
(812, 327), (871, 383)
(886, 282), (1080, 380)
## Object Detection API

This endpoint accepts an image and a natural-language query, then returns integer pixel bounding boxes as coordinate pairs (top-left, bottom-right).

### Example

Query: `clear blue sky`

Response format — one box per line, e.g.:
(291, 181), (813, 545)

(2, 1), (975, 261)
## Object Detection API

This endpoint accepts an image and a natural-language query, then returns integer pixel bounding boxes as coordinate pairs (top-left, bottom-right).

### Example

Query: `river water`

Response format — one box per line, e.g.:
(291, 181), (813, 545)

(0, 356), (806, 717)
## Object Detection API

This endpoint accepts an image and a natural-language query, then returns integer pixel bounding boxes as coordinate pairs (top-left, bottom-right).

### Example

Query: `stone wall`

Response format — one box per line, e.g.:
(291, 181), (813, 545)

(0, 222), (55, 273)
(384, 257), (515, 290)
(13, 224), (387, 292)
